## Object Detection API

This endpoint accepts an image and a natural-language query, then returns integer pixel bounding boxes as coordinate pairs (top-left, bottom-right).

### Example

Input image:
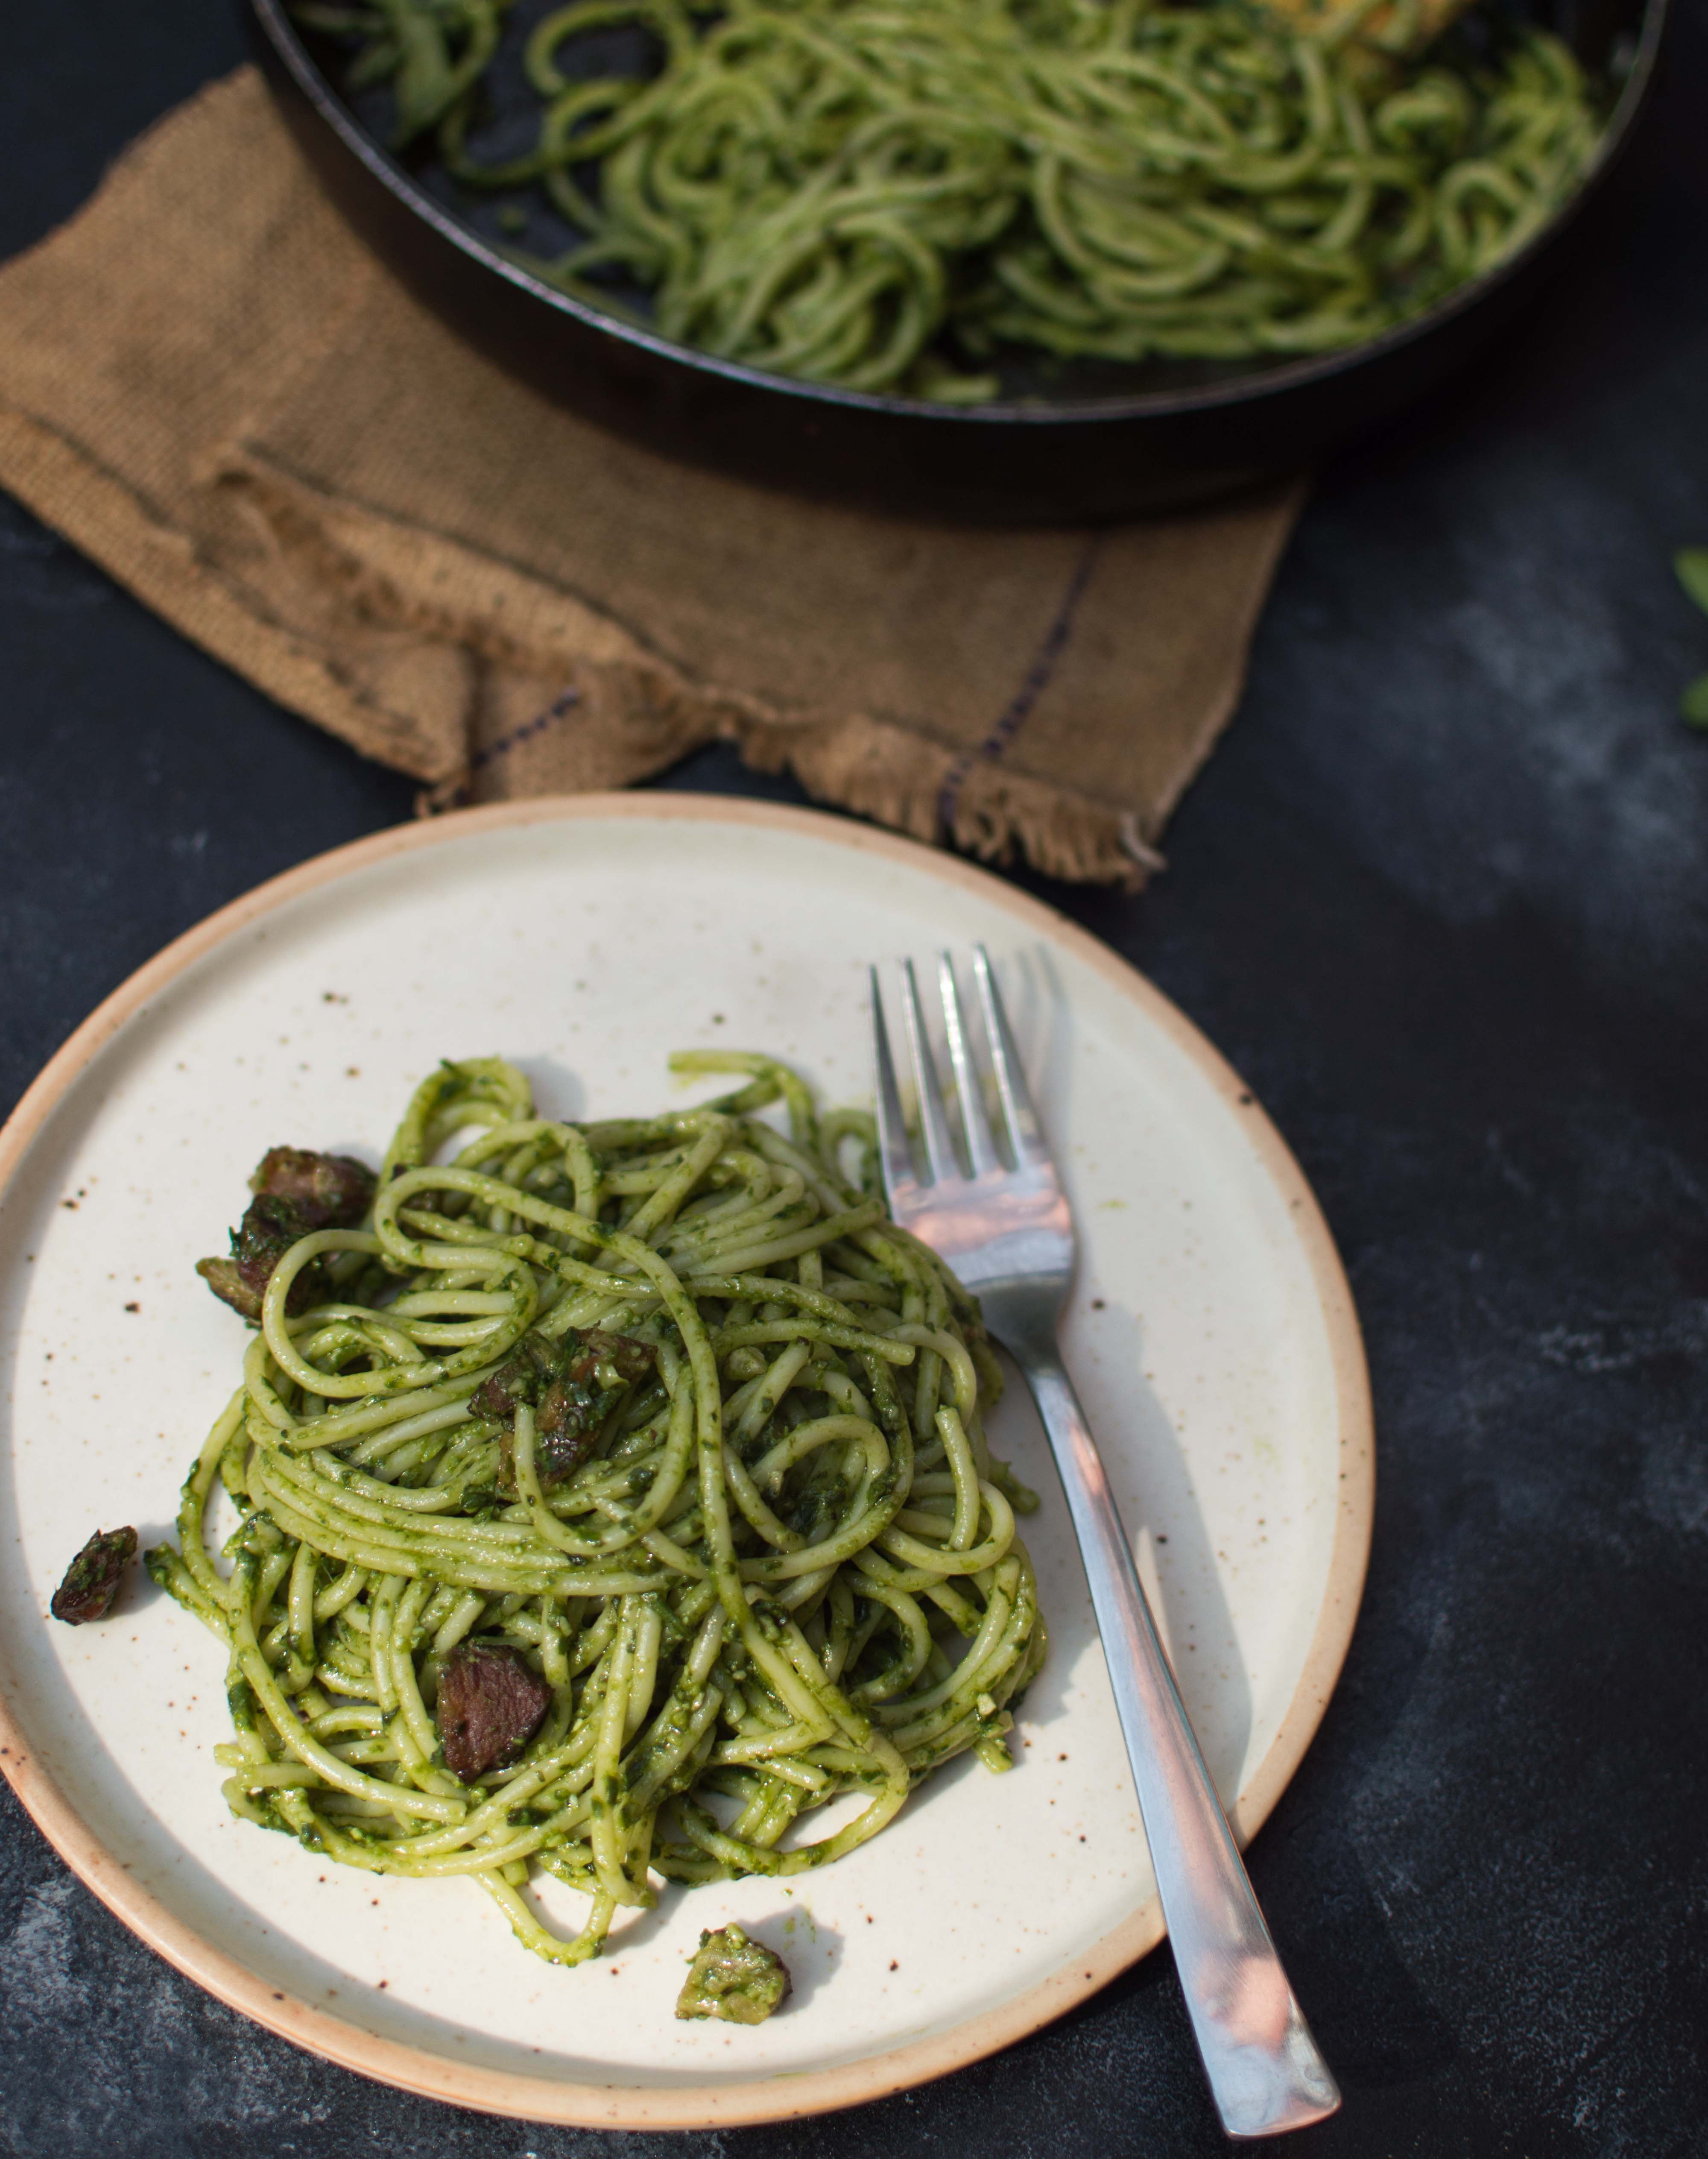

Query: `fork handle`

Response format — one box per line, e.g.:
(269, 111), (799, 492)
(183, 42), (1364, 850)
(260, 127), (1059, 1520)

(1015, 1344), (1341, 2139)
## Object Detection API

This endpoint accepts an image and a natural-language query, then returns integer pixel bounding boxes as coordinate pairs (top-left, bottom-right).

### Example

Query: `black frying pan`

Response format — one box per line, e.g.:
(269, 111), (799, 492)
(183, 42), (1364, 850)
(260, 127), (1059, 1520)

(247, 0), (1667, 523)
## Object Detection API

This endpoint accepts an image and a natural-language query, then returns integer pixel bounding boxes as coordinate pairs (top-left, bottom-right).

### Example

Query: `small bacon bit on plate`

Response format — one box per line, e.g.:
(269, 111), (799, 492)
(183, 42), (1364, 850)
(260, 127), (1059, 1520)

(51, 1526), (138, 1625)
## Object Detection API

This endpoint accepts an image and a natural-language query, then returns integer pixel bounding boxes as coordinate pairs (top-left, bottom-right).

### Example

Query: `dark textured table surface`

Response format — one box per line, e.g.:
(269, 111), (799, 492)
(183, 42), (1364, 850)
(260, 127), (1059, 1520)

(3, 6), (1706, 2155)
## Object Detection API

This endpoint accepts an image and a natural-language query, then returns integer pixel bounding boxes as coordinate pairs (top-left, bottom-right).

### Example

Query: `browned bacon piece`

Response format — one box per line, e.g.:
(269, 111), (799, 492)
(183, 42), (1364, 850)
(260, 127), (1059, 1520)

(50, 1526), (137, 1624)
(436, 1639), (553, 1783)
(473, 1326), (654, 1494)
(196, 1147), (377, 1322)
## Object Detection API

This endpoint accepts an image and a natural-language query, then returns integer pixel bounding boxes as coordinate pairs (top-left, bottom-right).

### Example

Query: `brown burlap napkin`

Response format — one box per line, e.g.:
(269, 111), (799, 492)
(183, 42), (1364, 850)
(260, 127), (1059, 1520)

(0, 68), (1304, 887)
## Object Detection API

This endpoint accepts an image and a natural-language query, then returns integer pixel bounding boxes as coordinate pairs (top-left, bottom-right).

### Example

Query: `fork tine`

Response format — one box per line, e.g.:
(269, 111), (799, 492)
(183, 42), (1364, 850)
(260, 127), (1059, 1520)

(900, 959), (961, 1186)
(869, 967), (919, 1200)
(938, 953), (1000, 1178)
(973, 945), (1048, 1167)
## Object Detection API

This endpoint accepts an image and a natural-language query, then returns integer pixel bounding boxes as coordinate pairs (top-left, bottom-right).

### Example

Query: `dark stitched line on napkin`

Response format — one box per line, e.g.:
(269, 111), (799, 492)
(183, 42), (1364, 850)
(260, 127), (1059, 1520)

(936, 538), (1103, 838)
(473, 686), (582, 773)
(447, 686), (582, 804)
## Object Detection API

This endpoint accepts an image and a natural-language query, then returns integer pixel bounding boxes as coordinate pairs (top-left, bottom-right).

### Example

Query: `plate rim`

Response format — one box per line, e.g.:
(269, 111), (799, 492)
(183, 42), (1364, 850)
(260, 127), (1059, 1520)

(0, 792), (1373, 2129)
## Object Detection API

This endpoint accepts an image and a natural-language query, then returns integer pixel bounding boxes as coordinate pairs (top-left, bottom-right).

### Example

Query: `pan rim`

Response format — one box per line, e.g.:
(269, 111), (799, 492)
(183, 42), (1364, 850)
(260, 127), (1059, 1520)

(248, 0), (1668, 430)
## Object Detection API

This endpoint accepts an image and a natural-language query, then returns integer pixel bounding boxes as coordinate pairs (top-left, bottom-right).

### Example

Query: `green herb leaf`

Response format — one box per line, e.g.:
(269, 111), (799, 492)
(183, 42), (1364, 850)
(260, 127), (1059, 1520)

(1675, 548), (1708, 619)
(1681, 671), (1708, 730)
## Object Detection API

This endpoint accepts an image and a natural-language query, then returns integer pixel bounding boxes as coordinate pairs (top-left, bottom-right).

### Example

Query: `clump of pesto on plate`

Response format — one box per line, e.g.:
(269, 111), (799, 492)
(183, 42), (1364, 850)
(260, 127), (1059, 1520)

(675, 1925), (790, 2025)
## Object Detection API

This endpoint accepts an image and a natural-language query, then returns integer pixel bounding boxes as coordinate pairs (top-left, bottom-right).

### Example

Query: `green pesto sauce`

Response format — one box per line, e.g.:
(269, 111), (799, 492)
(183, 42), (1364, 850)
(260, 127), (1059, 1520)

(152, 1053), (1047, 1987)
(674, 1924), (791, 2025)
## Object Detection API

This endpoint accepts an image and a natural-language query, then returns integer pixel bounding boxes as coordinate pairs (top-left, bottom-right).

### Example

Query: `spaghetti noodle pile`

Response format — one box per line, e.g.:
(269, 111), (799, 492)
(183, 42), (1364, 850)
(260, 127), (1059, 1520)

(149, 1053), (1045, 1968)
(296, 0), (1606, 397)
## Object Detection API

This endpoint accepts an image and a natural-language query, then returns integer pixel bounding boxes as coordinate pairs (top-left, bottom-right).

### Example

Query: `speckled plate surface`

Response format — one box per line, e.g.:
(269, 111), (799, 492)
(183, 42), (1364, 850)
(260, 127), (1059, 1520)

(0, 797), (1371, 2127)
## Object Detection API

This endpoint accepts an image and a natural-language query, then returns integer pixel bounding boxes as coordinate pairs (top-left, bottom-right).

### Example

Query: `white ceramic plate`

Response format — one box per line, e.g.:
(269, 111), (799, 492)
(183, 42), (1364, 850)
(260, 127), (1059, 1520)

(0, 797), (1371, 2128)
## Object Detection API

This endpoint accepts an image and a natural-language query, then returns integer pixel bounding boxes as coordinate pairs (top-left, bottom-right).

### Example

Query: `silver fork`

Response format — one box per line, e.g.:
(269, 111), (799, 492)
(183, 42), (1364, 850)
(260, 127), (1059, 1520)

(870, 947), (1340, 2141)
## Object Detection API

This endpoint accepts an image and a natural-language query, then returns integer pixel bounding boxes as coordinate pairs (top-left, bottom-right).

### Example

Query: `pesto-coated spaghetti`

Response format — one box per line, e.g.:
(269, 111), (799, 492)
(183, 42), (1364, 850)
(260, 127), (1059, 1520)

(294, 0), (1606, 398)
(148, 1054), (1045, 1968)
